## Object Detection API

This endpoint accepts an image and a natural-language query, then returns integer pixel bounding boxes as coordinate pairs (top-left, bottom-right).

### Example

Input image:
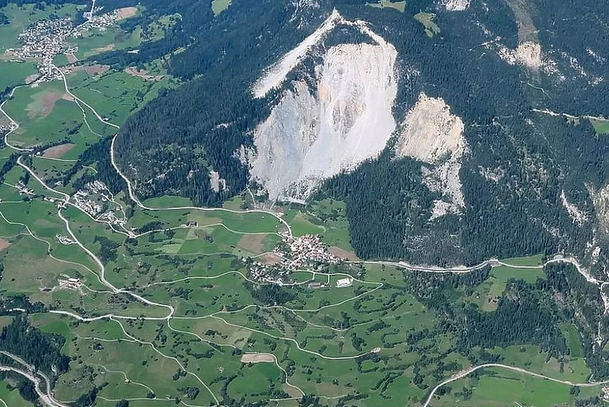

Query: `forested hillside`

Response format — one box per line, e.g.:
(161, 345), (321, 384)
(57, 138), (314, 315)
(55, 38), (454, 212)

(84, 0), (609, 270)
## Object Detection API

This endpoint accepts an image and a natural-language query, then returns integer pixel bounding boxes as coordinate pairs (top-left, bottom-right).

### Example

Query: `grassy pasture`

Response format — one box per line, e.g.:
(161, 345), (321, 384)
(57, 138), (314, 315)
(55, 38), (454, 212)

(73, 26), (141, 59)
(561, 322), (584, 358)
(2, 80), (102, 150)
(414, 12), (441, 37)
(69, 70), (171, 126)
(2, 80), (66, 125)
(468, 255), (545, 311)
(430, 367), (600, 407)
(366, 0), (406, 12)
(0, 381), (36, 407)
(591, 118), (609, 134)
(0, 61), (37, 90)
(212, 0), (232, 16)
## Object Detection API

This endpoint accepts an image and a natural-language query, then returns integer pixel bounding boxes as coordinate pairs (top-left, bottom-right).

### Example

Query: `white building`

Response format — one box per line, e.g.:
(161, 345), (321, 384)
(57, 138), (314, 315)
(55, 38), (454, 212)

(336, 278), (353, 288)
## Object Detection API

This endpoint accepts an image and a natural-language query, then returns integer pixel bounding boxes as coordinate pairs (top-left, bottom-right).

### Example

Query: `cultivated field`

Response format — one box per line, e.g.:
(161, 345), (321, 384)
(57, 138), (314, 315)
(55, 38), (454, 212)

(0, 3), (604, 407)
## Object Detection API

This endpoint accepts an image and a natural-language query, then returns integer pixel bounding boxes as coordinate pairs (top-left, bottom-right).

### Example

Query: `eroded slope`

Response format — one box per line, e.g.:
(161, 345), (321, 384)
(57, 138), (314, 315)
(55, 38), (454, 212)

(249, 15), (398, 201)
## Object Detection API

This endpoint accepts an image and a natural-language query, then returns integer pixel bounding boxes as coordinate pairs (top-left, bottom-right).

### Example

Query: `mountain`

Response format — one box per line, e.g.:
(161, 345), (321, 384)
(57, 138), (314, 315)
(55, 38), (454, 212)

(249, 10), (399, 202)
(101, 0), (609, 273)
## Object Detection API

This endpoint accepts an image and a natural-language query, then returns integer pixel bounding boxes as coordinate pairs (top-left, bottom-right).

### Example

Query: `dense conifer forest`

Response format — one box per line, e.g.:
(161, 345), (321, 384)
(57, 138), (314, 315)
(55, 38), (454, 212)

(74, 0), (609, 270)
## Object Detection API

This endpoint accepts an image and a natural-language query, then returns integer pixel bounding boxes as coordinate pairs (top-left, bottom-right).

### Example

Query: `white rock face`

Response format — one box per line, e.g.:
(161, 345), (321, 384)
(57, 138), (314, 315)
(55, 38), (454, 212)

(592, 184), (609, 236)
(560, 190), (587, 225)
(250, 36), (398, 201)
(444, 0), (470, 11)
(395, 94), (466, 217)
(396, 94), (464, 163)
(253, 10), (342, 99)
(209, 170), (226, 193)
(497, 41), (542, 70)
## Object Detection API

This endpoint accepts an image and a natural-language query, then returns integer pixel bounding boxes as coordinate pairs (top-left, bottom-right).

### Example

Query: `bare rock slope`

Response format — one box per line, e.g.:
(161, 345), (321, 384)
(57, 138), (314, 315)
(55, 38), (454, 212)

(395, 93), (466, 217)
(249, 11), (398, 201)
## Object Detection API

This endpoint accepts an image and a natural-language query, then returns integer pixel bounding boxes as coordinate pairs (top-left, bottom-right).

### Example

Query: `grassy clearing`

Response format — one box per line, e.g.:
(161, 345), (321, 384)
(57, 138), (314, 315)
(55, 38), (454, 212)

(129, 204), (285, 235)
(308, 199), (354, 251)
(285, 210), (325, 236)
(560, 322), (584, 358)
(470, 257), (545, 311)
(0, 315), (13, 329)
(430, 367), (599, 407)
(52, 53), (70, 66)
(1, 79), (101, 151)
(69, 69), (172, 126)
(54, 331), (216, 404)
(501, 254), (544, 266)
(0, 381), (36, 407)
(143, 13), (180, 41)
(222, 194), (246, 210)
(2, 80), (66, 125)
(414, 12), (441, 37)
(212, 0), (232, 16)
(73, 26), (141, 59)
(366, 0), (406, 12)
(591, 118), (609, 134)
(0, 61), (37, 90)
(493, 344), (591, 383)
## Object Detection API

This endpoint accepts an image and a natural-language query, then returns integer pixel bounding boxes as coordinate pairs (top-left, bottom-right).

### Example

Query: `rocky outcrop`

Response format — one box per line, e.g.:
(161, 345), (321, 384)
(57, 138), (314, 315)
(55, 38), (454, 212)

(249, 14), (398, 201)
(395, 93), (466, 218)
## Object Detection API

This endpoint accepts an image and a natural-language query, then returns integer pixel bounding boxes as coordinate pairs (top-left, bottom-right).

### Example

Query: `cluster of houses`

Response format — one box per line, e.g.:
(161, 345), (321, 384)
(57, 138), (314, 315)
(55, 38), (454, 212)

(15, 180), (34, 196)
(246, 261), (290, 286)
(73, 189), (103, 216)
(55, 234), (75, 245)
(7, 18), (73, 78)
(5, 6), (125, 80)
(246, 232), (347, 287)
(72, 181), (128, 229)
(274, 232), (342, 269)
(80, 7), (125, 33)
(57, 276), (82, 291)
(0, 124), (16, 134)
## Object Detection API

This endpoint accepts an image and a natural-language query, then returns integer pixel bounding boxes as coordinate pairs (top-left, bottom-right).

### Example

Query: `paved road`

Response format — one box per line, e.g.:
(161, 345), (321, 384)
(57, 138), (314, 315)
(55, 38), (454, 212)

(0, 351), (69, 407)
(422, 363), (609, 407)
(4, 55), (609, 407)
(109, 134), (294, 237)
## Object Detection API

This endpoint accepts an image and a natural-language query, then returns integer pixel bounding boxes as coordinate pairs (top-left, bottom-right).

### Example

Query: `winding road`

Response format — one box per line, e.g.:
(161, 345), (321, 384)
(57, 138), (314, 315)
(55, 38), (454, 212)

(422, 363), (609, 407)
(0, 351), (68, 407)
(2, 35), (609, 407)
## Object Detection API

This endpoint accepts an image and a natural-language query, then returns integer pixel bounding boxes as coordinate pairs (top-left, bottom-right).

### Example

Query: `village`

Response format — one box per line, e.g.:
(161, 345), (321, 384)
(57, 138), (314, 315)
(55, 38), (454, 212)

(72, 180), (129, 230)
(5, 4), (128, 80)
(246, 232), (354, 288)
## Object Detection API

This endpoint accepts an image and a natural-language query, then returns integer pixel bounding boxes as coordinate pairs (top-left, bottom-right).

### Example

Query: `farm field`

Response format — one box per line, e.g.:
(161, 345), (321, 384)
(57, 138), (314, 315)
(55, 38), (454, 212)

(0, 61), (38, 90)
(0, 154), (603, 406)
(0, 381), (36, 407)
(0, 2), (607, 407)
(430, 368), (599, 407)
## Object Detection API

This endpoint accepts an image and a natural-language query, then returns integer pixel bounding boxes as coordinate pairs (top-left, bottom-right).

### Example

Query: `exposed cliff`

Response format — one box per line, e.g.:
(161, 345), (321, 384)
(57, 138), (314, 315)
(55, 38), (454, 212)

(249, 12), (398, 201)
